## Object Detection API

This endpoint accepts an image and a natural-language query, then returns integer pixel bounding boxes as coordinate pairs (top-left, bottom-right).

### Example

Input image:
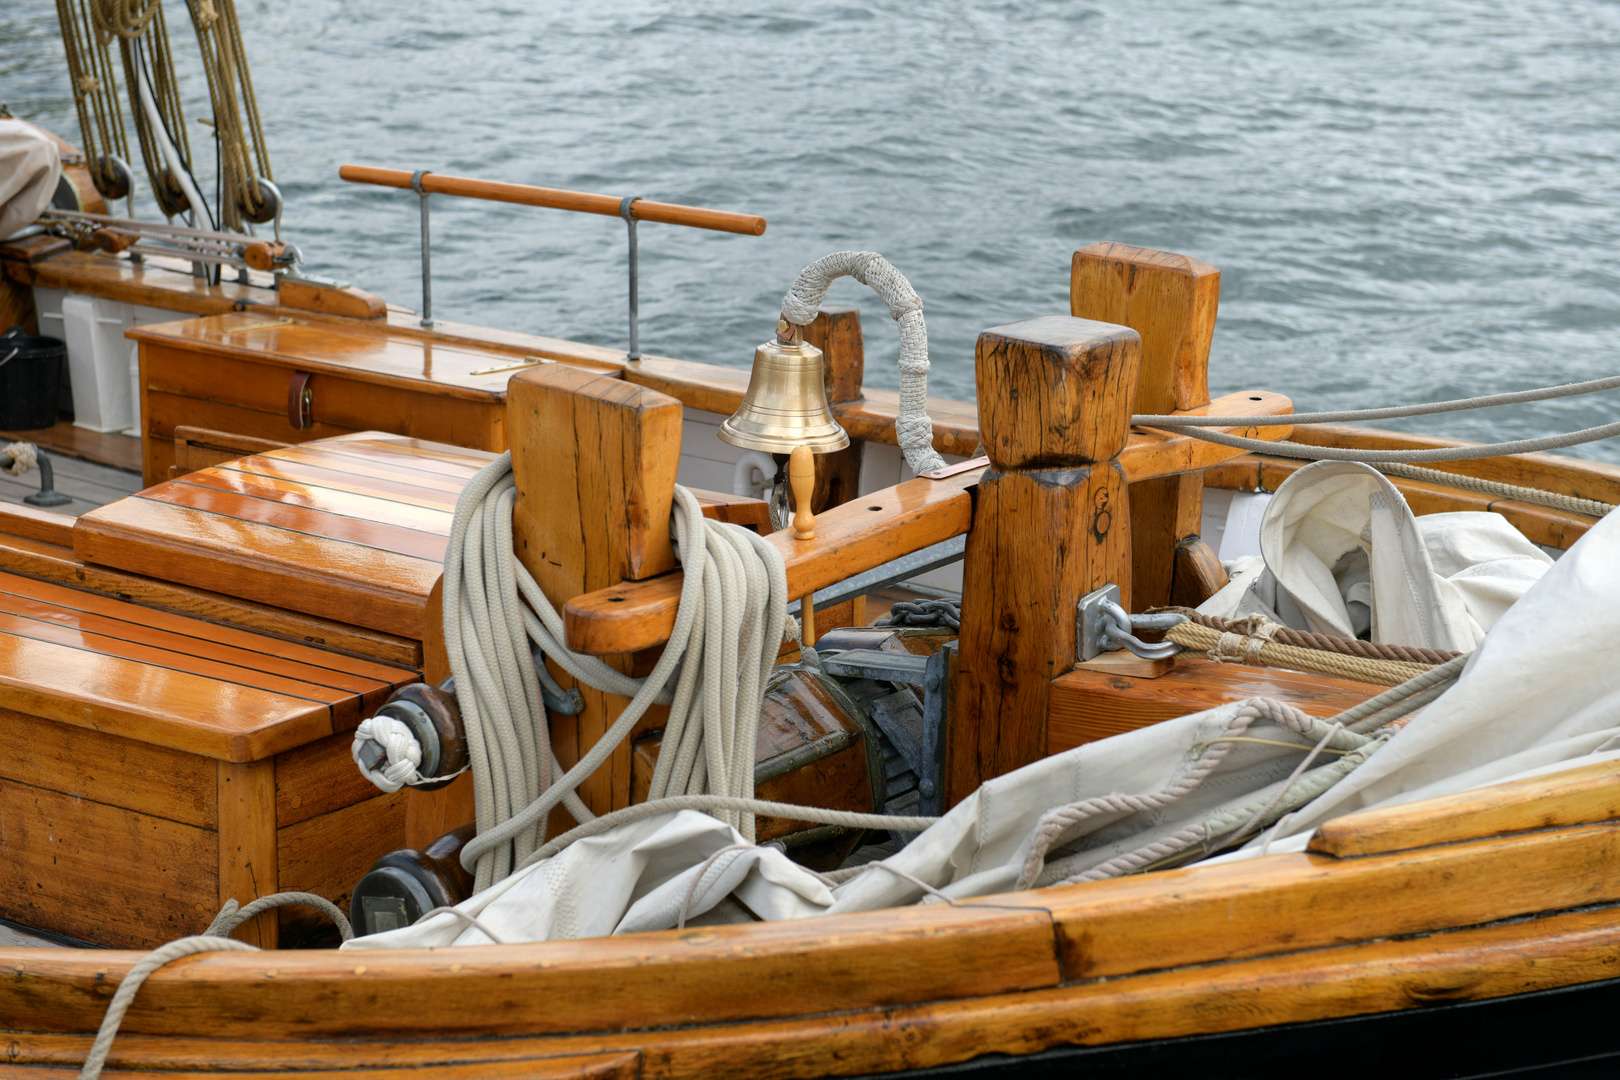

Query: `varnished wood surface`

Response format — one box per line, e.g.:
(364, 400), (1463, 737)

(1310, 757), (1620, 857)
(132, 315), (529, 402)
(0, 530), (422, 667)
(952, 318), (1139, 804)
(509, 366), (683, 815)
(276, 280), (387, 321)
(172, 426), (291, 475)
(1048, 657), (1382, 752)
(0, 567), (414, 762)
(561, 389), (1293, 657)
(1071, 242), (1219, 416)
(218, 760), (278, 947)
(76, 433), (494, 638)
(340, 165), (767, 236)
(6, 817), (1620, 1074)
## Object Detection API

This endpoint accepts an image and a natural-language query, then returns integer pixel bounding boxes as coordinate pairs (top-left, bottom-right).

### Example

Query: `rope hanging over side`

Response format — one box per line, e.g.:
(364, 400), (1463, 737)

(76, 891), (351, 1080)
(779, 252), (947, 476)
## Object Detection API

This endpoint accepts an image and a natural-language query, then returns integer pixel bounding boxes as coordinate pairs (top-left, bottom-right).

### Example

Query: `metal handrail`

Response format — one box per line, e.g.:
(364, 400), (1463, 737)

(340, 164), (768, 355)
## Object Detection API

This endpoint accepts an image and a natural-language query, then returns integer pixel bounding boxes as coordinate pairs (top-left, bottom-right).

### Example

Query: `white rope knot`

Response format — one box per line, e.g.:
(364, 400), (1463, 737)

(2, 442), (38, 477)
(351, 716), (426, 793)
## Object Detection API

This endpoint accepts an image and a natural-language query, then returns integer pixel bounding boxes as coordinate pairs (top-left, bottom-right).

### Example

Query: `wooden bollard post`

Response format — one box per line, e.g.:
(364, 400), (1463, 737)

(1072, 243), (1220, 609)
(946, 316), (1141, 806)
(507, 363), (682, 817)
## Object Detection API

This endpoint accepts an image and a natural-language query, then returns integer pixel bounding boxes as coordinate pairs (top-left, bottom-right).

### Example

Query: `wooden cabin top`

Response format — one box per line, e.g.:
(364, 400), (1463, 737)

(127, 313), (555, 402)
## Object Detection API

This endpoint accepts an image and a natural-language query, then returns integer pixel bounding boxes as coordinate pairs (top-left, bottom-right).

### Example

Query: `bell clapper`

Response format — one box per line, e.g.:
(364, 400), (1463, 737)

(790, 445), (816, 541)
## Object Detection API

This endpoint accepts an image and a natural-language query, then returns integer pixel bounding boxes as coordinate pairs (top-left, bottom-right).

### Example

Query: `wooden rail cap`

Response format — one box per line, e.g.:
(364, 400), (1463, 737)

(560, 388), (1292, 657)
(339, 165), (767, 236)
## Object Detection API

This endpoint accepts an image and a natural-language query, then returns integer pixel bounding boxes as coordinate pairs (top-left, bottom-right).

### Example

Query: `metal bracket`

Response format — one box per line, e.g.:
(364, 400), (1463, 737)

(821, 645), (952, 818)
(1078, 584), (1123, 661)
(619, 195), (641, 361)
(412, 169), (433, 328)
(1078, 584), (1184, 661)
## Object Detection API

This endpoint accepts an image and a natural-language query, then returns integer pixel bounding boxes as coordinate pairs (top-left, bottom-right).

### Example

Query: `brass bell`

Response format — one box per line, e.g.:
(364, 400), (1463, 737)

(718, 322), (850, 454)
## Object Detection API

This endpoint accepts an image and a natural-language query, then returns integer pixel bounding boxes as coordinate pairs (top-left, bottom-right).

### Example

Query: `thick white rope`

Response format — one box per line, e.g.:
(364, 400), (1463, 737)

(350, 715), (426, 792)
(401, 450), (943, 891)
(779, 251), (947, 476)
(441, 454), (795, 890)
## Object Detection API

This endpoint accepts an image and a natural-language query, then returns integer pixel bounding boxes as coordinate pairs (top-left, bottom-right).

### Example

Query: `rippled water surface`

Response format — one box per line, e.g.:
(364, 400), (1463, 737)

(7, 1), (1620, 456)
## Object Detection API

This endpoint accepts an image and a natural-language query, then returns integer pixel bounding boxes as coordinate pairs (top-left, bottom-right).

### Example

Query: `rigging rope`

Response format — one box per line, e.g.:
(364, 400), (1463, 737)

(76, 892), (352, 1080)
(1137, 418), (1620, 464)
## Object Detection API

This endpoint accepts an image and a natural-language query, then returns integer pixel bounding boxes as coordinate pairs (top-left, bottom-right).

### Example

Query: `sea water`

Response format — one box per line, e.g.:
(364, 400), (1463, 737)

(6, 0), (1619, 458)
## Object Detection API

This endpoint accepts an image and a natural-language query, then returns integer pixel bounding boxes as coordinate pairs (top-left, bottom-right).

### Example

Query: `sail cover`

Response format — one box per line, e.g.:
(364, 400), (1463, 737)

(0, 121), (61, 241)
(1198, 461), (1553, 650)
(345, 487), (1619, 949)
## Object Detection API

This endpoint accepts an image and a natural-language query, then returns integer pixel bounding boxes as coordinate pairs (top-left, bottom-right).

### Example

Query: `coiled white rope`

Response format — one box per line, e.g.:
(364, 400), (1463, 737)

(440, 453), (793, 891)
(779, 251), (947, 476)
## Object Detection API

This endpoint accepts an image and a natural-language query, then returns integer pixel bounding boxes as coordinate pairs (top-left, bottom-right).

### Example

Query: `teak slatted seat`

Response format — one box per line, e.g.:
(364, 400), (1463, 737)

(74, 433), (489, 639)
(0, 570), (413, 763)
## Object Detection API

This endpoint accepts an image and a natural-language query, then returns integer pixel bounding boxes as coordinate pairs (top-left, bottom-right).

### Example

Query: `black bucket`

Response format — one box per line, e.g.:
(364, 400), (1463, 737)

(0, 326), (65, 430)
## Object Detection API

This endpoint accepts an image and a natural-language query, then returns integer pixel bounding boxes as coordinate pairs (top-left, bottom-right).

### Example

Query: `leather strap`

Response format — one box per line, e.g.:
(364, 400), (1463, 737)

(288, 371), (313, 429)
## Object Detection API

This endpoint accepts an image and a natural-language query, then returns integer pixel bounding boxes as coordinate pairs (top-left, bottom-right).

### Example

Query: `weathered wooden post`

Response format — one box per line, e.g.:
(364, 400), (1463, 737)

(1072, 243), (1220, 609)
(946, 316), (1141, 805)
(507, 363), (683, 817)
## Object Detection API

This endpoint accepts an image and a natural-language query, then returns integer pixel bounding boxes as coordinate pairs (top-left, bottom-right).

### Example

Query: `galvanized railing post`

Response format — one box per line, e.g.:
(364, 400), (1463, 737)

(412, 169), (434, 328)
(619, 195), (641, 361)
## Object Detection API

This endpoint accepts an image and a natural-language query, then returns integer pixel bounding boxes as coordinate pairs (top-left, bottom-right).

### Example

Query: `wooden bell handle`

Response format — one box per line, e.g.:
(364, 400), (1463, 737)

(789, 445), (816, 541)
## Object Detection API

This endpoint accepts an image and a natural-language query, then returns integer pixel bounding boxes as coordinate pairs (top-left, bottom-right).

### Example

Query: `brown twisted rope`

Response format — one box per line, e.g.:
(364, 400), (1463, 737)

(1154, 609), (1463, 665)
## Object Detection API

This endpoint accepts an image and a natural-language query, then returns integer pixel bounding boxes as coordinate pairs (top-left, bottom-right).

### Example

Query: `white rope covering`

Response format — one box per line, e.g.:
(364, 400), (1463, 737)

(779, 251), (947, 475)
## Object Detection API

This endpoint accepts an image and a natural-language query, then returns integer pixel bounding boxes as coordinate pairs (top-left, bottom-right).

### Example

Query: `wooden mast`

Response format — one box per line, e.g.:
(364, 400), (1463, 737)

(946, 316), (1142, 806)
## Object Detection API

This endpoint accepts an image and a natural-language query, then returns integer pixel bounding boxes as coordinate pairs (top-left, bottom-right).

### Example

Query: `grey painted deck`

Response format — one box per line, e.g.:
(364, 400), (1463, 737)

(0, 445), (141, 516)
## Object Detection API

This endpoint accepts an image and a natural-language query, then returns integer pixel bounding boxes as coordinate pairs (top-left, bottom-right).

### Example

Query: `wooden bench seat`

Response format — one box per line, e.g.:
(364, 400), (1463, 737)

(0, 564), (422, 949)
(75, 432), (488, 639)
(0, 570), (415, 763)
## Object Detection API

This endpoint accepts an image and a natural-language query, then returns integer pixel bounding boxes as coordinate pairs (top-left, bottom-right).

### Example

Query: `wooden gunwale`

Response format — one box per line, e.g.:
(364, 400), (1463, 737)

(0, 759), (1616, 1060)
